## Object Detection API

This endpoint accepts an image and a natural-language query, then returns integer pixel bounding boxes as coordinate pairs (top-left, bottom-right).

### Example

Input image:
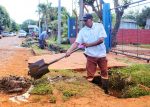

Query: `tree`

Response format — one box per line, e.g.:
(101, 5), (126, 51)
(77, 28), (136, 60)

(112, 0), (131, 47)
(83, 0), (102, 21)
(0, 5), (11, 30)
(20, 19), (37, 32)
(10, 20), (19, 32)
(136, 7), (150, 28)
(37, 2), (70, 40)
(122, 10), (138, 20)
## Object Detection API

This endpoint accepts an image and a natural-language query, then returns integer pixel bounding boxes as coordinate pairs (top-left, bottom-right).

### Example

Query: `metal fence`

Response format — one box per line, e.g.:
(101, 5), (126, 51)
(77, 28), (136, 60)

(110, 0), (150, 63)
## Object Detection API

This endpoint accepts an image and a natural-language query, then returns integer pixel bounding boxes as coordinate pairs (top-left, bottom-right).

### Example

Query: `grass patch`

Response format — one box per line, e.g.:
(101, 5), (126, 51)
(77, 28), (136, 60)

(31, 44), (43, 55)
(109, 64), (150, 98)
(30, 77), (53, 95)
(55, 80), (89, 101)
(30, 70), (90, 102)
(138, 44), (150, 49)
(122, 86), (150, 98)
(30, 83), (53, 95)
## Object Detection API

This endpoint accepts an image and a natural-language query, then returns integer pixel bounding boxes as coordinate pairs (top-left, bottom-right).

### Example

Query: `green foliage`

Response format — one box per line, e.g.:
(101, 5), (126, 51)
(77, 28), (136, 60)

(110, 64), (150, 98)
(30, 83), (53, 95)
(122, 86), (150, 98)
(10, 20), (19, 32)
(136, 7), (150, 28)
(0, 5), (11, 29)
(20, 19), (37, 32)
(31, 77), (53, 95)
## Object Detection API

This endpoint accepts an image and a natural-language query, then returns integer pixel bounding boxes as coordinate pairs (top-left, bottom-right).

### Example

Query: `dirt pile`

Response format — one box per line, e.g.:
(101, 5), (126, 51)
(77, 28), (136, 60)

(49, 44), (66, 53)
(0, 75), (31, 93)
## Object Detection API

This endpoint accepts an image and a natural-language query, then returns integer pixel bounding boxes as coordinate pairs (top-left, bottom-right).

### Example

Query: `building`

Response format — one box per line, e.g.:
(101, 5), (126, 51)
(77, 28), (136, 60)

(120, 19), (137, 29)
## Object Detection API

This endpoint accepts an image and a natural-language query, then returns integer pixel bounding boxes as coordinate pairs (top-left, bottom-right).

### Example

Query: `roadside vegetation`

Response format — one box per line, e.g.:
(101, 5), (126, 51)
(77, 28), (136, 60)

(109, 64), (150, 98)
(29, 63), (150, 103)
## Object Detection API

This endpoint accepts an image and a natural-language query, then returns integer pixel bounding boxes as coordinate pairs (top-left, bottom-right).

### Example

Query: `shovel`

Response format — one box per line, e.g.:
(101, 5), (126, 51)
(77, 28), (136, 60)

(28, 48), (81, 79)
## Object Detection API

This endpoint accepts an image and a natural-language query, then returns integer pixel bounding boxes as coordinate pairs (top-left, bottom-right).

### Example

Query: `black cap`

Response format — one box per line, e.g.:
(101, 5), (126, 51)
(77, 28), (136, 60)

(80, 13), (93, 21)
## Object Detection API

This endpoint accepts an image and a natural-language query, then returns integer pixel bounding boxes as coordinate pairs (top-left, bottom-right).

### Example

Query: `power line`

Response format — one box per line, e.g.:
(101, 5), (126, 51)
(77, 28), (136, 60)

(128, 1), (150, 9)
(110, 0), (148, 10)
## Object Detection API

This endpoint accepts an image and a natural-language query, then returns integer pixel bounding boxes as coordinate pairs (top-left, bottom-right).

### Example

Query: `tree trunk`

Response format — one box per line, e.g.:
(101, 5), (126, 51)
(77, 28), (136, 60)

(111, 10), (124, 47)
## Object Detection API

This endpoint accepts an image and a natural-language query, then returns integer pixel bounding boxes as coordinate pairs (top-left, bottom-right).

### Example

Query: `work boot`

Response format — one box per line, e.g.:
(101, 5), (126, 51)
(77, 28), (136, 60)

(101, 78), (109, 94)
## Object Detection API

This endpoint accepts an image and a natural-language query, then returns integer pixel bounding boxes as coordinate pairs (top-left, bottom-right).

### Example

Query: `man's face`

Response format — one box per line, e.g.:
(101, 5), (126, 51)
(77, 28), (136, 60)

(83, 19), (93, 28)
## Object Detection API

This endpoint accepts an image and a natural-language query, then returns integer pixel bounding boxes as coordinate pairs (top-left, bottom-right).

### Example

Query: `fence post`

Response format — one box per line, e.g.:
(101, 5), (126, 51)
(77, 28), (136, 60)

(102, 3), (112, 53)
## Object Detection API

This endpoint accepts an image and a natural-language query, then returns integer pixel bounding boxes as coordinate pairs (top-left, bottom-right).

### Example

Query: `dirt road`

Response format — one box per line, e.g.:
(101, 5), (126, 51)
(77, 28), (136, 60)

(0, 36), (150, 107)
(0, 36), (33, 77)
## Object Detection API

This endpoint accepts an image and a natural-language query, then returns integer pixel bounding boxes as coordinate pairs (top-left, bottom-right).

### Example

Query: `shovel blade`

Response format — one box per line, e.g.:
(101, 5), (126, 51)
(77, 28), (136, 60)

(28, 59), (45, 69)
(29, 65), (50, 79)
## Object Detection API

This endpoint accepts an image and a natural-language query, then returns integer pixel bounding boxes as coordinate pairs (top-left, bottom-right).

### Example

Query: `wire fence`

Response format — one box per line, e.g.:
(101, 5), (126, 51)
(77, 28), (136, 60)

(110, 0), (150, 63)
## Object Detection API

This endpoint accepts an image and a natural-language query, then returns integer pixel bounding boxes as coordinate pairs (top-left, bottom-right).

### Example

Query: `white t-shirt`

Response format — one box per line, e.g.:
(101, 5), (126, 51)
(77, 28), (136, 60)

(75, 23), (107, 58)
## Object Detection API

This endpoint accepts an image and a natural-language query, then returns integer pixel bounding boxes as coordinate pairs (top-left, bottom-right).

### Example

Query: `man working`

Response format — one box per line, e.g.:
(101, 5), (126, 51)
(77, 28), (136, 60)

(38, 30), (49, 49)
(66, 13), (109, 94)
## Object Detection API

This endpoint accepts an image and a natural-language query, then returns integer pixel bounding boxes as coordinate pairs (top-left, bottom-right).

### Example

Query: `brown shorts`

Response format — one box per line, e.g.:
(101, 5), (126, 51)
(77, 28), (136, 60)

(85, 54), (108, 79)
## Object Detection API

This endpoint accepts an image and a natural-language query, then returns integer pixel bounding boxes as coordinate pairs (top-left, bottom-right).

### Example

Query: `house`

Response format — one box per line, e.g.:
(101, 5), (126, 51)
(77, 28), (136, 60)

(120, 19), (138, 29)
(145, 18), (150, 29)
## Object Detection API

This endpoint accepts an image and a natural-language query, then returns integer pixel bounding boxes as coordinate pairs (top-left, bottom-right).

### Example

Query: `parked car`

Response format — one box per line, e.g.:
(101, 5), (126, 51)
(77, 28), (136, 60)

(18, 30), (27, 38)
(1, 31), (9, 37)
(8, 32), (16, 36)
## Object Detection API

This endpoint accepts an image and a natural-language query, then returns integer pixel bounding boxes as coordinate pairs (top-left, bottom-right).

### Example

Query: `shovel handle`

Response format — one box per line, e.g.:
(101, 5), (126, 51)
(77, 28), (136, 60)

(47, 48), (81, 65)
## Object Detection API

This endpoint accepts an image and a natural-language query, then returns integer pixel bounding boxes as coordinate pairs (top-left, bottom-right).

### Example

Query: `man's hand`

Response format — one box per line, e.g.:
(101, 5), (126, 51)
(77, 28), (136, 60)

(81, 43), (89, 48)
(65, 42), (79, 57)
(82, 37), (104, 48)
(65, 50), (72, 57)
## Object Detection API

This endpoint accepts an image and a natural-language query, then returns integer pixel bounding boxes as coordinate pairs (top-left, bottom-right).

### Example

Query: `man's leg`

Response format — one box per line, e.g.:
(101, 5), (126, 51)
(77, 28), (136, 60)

(39, 39), (44, 49)
(97, 57), (109, 94)
(86, 56), (97, 81)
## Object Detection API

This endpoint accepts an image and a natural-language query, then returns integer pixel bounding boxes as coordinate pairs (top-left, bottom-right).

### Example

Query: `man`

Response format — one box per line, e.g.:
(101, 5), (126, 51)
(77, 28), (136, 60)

(38, 30), (49, 49)
(66, 13), (109, 94)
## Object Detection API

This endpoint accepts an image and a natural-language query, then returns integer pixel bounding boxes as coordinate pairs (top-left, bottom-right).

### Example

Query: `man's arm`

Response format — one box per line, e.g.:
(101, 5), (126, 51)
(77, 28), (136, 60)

(66, 42), (79, 57)
(82, 37), (104, 48)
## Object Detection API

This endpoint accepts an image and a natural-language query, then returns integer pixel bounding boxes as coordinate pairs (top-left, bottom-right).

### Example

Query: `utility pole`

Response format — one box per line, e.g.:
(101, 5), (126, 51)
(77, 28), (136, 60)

(38, 0), (41, 36)
(79, 0), (84, 30)
(57, 0), (61, 44)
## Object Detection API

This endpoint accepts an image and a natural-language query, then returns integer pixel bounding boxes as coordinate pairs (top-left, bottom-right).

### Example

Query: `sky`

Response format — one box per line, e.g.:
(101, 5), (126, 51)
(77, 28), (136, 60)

(0, 0), (73, 24)
(0, 0), (148, 24)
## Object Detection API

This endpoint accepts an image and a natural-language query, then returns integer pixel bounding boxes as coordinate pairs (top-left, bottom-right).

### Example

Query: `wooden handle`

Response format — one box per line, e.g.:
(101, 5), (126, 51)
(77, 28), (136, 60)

(47, 48), (80, 65)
